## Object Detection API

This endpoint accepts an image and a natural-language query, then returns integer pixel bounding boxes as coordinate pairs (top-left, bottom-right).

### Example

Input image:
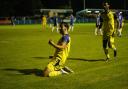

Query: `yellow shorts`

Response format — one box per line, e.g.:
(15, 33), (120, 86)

(47, 58), (63, 72)
(42, 23), (46, 26)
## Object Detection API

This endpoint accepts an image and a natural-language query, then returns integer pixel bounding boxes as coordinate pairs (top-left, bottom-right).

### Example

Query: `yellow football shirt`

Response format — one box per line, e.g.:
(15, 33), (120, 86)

(47, 34), (71, 71)
(54, 34), (71, 66)
(101, 11), (115, 37)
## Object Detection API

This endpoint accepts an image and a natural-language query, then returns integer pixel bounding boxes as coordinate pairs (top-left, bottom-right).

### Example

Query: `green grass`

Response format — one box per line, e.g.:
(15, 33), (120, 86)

(0, 23), (128, 89)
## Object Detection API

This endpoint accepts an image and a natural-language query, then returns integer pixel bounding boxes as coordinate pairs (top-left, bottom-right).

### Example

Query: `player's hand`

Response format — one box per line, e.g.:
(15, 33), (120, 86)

(48, 39), (54, 45)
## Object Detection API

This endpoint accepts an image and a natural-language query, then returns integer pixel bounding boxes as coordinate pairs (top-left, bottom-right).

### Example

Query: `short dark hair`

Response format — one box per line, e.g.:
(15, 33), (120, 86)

(102, 1), (110, 6)
(60, 22), (69, 30)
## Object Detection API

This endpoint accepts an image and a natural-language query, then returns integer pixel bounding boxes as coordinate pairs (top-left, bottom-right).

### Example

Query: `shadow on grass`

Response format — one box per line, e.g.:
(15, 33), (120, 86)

(3, 68), (44, 77)
(32, 57), (49, 59)
(32, 56), (54, 60)
(32, 56), (106, 62)
(68, 58), (106, 62)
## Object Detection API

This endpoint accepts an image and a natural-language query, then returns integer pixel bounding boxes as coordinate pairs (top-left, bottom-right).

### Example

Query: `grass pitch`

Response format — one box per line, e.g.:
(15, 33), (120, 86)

(0, 23), (128, 89)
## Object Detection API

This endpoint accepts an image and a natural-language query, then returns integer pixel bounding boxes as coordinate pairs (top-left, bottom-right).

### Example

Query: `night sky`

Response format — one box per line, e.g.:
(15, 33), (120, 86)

(0, 0), (128, 16)
(43, 0), (128, 10)
(42, 0), (128, 14)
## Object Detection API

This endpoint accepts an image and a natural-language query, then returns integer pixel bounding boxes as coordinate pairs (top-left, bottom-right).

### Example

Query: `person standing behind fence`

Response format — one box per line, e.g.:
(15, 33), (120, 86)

(52, 13), (59, 32)
(42, 15), (47, 30)
(69, 14), (74, 31)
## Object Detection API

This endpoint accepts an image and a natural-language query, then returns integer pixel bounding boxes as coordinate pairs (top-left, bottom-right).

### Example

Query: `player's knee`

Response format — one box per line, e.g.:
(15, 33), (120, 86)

(108, 43), (111, 48)
(103, 44), (107, 49)
(109, 44), (115, 49)
(43, 67), (50, 77)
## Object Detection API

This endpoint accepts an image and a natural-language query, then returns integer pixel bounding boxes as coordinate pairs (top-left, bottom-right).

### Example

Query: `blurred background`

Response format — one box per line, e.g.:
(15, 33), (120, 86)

(0, 0), (128, 25)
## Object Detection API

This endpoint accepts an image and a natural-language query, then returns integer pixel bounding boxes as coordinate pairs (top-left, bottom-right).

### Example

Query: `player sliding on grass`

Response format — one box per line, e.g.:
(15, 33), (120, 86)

(43, 22), (73, 77)
(101, 2), (117, 61)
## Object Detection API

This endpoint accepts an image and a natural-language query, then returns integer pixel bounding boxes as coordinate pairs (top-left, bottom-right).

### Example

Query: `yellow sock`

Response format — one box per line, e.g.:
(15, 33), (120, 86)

(104, 48), (110, 58)
(49, 71), (62, 77)
(106, 54), (110, 59)
(120, 28), (122, 33)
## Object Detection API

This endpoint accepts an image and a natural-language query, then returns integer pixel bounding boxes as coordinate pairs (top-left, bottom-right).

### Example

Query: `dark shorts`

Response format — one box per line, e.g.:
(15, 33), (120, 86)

(54, 23), (57, 26)
(96, 23), (102, 29)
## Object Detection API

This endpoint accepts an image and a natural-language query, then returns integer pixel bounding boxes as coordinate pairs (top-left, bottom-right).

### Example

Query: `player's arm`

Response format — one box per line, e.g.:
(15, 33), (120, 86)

(109, 13), (115, 36)
(49, 40), (67, 49)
